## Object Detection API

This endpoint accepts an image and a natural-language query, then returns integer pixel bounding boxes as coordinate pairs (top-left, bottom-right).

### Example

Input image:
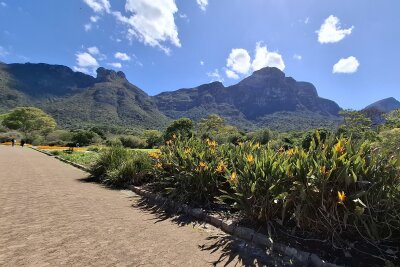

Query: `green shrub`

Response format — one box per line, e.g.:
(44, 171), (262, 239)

(106, 151), (153, 186)
(90, 146), (153, 186)
(119, 135), (147, 149)
(153, 137), (229, 206)
(90, 146), (129, 179)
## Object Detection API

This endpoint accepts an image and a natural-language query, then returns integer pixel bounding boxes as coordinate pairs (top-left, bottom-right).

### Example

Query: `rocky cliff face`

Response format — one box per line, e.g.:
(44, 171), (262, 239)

(0, 63), (167, 129)
(154, 67), (341, 127)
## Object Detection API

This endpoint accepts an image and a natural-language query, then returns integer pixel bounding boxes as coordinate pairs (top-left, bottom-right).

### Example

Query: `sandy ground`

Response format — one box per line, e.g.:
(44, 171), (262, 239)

(0, 145), (292, 267)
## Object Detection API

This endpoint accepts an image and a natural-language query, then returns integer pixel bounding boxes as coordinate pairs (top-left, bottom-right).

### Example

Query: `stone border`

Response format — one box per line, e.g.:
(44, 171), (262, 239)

(30, 147), (91, 172)
(31, 147), (341, 267)
(127, 185), (341, 267)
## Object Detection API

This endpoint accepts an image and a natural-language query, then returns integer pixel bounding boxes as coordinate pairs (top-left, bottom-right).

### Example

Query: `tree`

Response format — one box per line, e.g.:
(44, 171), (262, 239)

(339, 109), (372, 138)
(71, 130), (101, 146)
(197, 114), (225, 135)
(2, 107), (56, 138)
(384, 109), (400, 129)
(164, 118), (193, 140)
(143, 130), (163, 148)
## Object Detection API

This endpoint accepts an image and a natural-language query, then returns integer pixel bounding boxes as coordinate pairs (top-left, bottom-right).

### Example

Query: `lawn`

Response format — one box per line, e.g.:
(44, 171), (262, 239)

(52, 151), (100, 167)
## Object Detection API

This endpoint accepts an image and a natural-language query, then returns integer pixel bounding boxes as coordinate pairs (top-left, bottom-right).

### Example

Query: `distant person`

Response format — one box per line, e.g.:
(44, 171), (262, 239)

(11, 138), (16, 147)
(20, 140), (25, 147)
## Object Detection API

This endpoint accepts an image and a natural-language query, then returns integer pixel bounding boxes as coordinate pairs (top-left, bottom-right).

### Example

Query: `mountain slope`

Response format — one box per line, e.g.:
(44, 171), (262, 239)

(0, 63), (168, 129)
(154, 67), (341, 130)
(364, 97), (400, 113)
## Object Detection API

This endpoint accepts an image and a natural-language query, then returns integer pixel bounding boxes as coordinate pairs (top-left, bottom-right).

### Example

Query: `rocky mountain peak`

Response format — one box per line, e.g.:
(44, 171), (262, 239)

(364, 97), (400, 113)
(96, 67), (126, 82)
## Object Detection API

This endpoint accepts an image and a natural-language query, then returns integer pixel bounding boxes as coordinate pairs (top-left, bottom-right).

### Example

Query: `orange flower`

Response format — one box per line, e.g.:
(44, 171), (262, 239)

(287, 148), (295, 157)
(337, 191), (346, 204)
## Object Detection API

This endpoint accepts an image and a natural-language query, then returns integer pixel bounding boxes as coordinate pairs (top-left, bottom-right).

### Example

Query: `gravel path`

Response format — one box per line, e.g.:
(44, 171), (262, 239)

(0, 145), (291, 267)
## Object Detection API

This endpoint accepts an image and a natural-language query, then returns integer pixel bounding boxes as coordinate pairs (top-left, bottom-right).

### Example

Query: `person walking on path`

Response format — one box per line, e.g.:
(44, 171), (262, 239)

(11, 138), (16, 147)
(20, 139), (25, 147)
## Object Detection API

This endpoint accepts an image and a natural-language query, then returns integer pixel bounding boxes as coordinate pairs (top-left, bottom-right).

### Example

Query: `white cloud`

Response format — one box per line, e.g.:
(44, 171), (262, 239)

(114, 52), (131, 61)
(196, 0), (208, 11)
(73, 52), (99, 74)
(304, 17), (310, 24)
(317, 15), (354, 44)
(207, 69), (223, 82)
(225, 69), (239, 79)
(333, 56), (359, 74)
(107, 62), (122, 68)
(83, 0), (110, 13)
(84, 23), (92, 31)
(90, 16), (100, 22)
(293, 54), (302, 60)
(200, 60), (204, 66)
(224, 42), (285, 79)
(1, 2), (7, 7)
(113, 0), (180, 54)
(251, 42), (285, 71)
(87, 46), (100, 55)
(226, 48), (251, 75)
(0, 46), (9, 57)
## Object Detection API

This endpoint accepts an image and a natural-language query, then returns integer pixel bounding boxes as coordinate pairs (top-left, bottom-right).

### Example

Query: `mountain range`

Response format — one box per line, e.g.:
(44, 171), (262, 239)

(0, 62), (397, 132)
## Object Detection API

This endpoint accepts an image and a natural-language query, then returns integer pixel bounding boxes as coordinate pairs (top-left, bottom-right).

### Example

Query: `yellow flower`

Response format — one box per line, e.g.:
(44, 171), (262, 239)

(252, 143), (261, 149)
(238, 142), (243, 146)
(183, 147), (192, 155)
(278, 147), (285, 153)
(337, 191), (346, 204)
(287, 148), (294, 157)
(198, 161), (208, 171)
(246, 153), (254, 163)
(320, 166), (328, 176)
(149, 152), (160, 159)
(155, 162), (163, 169)
(215, 161), (226, 173)
(334, 140), (346, 154)
(207, 139), (217, 150)
(229, 172), (238, 184)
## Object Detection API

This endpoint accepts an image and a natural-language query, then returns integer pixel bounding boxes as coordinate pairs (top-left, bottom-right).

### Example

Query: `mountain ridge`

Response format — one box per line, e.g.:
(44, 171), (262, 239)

(0, 62), (371, 131)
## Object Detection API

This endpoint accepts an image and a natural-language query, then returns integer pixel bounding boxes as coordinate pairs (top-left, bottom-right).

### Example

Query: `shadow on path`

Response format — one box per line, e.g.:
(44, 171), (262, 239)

(131, 196), (295, 267)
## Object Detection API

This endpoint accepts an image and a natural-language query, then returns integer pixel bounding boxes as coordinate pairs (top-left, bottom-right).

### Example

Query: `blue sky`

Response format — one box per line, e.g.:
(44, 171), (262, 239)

(0, 0), (399, 109)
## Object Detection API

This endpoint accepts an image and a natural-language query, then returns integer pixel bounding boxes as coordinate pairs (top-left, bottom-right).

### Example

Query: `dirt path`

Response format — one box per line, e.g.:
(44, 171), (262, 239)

(0, 146), (291, 266)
